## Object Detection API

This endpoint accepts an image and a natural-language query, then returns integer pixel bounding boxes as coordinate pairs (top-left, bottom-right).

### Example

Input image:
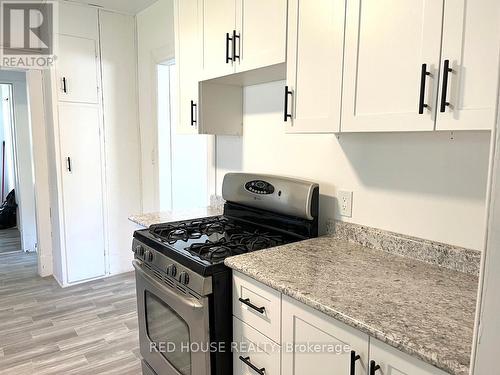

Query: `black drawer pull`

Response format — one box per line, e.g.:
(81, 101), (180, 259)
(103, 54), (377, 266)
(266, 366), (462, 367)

(418, 63), (430, 114)
(284, 86), (293, 122)
(440, 59), (453, 112)
(226, 32), (233, 63)
(66, 157), (72, 172)
(62, 77), (67, 93)
(239, 356), (265, 375)
(190, 100), (197, 126)
(350, 350), (361, 375)
(369, 360), (381, 375)
(238, 298), (265, 314)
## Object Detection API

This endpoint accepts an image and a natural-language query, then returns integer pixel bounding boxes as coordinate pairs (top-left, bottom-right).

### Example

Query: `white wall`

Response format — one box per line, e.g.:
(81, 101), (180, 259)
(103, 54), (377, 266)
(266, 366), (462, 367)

(0, 85), (15, 196)
(99, 10), (142, 275)
(136, 0), (175, 213)
(216, 81), (491, 250)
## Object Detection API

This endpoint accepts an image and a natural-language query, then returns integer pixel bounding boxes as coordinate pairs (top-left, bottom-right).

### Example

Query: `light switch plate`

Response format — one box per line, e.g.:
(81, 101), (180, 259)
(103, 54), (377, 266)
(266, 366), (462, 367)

(338, 190), (353, 217)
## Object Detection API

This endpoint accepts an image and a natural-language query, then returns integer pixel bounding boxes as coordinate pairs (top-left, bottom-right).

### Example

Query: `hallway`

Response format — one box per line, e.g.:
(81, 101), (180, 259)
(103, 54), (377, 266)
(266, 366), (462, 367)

(0, 252), (141, 374)
(0, 228), (21, 254)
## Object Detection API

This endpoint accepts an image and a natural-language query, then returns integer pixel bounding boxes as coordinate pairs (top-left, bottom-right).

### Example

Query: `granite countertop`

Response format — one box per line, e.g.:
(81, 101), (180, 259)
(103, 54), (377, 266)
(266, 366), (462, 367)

(225, 236), (478, 375)
(128, 205), (223, 228)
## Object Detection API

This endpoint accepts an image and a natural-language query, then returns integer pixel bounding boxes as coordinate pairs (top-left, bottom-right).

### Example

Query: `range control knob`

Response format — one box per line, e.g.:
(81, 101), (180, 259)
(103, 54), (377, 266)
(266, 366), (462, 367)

(179, 272), (190, 285)
(134, 245), (144, 257)
(145, 250), (154, 262)
(166, 264), (177, 277)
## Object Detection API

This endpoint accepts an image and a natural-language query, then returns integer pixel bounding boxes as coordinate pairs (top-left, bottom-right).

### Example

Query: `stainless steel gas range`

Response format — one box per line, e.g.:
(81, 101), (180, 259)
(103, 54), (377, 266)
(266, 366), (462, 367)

(132, 173), (319, 375)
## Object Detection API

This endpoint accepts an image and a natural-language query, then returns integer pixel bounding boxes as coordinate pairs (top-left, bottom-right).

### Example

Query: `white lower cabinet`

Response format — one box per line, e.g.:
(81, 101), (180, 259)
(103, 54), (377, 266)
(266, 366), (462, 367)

(369, 338), (448, 375)
(233, 317), (281, 375)
(232, 272), (451, 375)
(282, 295), (368, 375)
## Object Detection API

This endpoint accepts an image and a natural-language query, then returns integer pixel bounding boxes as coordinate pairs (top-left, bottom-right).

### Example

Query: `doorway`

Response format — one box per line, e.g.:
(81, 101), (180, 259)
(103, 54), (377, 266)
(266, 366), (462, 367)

(0, 71), (37, 257)
(156, 61), (210, 211)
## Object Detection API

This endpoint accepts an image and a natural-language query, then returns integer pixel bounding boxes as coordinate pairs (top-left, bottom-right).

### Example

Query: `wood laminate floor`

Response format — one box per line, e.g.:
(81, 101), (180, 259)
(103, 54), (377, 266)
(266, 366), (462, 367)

(0, 228), (22, 254)
(0, 252), (141, 374)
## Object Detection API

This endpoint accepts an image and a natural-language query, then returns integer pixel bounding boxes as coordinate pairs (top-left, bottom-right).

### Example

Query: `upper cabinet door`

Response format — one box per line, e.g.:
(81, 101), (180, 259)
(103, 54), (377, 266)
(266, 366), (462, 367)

(436, 0), (500, 131)
(56, 35), (99, 104)
(285, 0), (345, 133)
(175, 0), (202, 134)
(202, 0), (236, 80)
(341, 0), (444, 132)
(234, 0), (287, 73)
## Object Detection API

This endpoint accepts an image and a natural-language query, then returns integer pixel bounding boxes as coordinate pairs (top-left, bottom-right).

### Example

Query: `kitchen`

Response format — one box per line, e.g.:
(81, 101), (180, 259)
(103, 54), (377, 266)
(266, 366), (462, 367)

(0, 0), (499, 375)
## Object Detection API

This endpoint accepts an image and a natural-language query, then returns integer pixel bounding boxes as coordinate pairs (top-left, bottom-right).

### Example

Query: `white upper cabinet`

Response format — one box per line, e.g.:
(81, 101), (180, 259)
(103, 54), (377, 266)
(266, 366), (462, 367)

(341, 0), (444, 132)
(436, 0), (500, 131)
(56, 35), (99, 104)
(235, 0), (287, 73)
(202, 0), (236, 80)
(202, 0), (287, 79)
(285, 0), (345, 133)
(175, 0), (202, 134)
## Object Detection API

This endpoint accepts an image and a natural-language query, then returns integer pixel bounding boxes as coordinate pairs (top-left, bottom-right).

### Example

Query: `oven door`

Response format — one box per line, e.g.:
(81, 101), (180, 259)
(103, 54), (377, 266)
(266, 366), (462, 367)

(133, 260), (211, 375)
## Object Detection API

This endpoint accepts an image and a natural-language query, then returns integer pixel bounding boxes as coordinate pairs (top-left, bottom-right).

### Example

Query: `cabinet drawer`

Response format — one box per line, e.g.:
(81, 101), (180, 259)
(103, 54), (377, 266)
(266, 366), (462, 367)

(233, 271), (281, 343)
(233, 317), (281, 375)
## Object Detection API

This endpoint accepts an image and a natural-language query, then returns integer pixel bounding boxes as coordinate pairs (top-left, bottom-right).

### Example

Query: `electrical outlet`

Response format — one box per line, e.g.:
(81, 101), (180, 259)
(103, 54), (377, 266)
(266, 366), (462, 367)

(338, 190), (353, 217)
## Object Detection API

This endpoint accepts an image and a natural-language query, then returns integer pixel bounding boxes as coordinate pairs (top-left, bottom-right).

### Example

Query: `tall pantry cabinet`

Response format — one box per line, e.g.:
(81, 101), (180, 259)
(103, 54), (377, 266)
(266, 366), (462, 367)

(46, 2), (140, 286)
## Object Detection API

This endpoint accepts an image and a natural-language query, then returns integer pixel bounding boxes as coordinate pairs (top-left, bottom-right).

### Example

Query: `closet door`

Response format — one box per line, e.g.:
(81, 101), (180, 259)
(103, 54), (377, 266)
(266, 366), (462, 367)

(436, 0), (500, 131)
(59, 103), (105, 283)
(175, 0), (202, 134)
(202, 0), (236, 79)
(285, 0), (345, 133)
(57, 35), (99, 104)
(341, 0), (443, 132)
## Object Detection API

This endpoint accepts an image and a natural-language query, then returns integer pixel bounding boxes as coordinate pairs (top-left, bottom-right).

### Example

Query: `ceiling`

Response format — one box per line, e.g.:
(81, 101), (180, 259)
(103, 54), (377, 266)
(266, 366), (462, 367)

(65, 0), (159, 14)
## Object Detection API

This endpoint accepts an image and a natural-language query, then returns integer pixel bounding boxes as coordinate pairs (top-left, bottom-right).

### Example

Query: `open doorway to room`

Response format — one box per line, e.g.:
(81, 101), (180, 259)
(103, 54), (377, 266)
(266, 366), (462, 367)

(156, 61), (211, 211)
(0, 71), (38, 259)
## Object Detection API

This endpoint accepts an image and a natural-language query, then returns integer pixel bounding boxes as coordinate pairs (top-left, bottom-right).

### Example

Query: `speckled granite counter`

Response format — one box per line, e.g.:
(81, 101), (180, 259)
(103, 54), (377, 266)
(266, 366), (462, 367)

(225, 236), (478, 375)
(128, 206), (223, 228)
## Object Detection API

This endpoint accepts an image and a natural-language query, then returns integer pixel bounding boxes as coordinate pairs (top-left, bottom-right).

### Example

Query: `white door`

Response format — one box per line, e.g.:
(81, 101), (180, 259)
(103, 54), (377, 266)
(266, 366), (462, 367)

(175, 0), (201, 134)
(285, 0), (345, 133)
(341, 0), (443, 132)
(202, 0), (236, 79)
(282, 296), (368, 375)
(369, 338), (448, 375)
(235, 0), (287, 73)
(57, 35), (99, 104)
(436, 0), (500, 131)
(59, 103), (105, 283)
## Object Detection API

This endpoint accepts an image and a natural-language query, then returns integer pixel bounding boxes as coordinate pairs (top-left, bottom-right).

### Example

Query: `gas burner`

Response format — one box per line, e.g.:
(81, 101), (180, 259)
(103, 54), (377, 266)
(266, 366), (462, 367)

(185, 238), (249, 261)
(149, 216), (231, 244)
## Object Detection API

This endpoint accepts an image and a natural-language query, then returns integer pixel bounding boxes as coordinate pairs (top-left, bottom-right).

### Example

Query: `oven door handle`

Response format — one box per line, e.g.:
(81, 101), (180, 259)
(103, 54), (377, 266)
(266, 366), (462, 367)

(133, 260), (204, 310)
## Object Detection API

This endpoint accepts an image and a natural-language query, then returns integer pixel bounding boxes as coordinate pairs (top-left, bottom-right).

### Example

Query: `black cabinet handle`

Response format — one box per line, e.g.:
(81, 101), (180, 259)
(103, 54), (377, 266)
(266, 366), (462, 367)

(239, 356), (265, 375)
(190, 100), (197, 126)
(350, 350), (361, 375)
(62, 77), (67, 93)
(238, 298), (265, 314)
(440, 59), (452, 112)
(233, 30), (240, 62)
(66, 157), (72, 172)
(226, 32), (233, 63)
(369, 360), (381, 375)
(284, 86), (293, 122)
(418, 63), (430, 114)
